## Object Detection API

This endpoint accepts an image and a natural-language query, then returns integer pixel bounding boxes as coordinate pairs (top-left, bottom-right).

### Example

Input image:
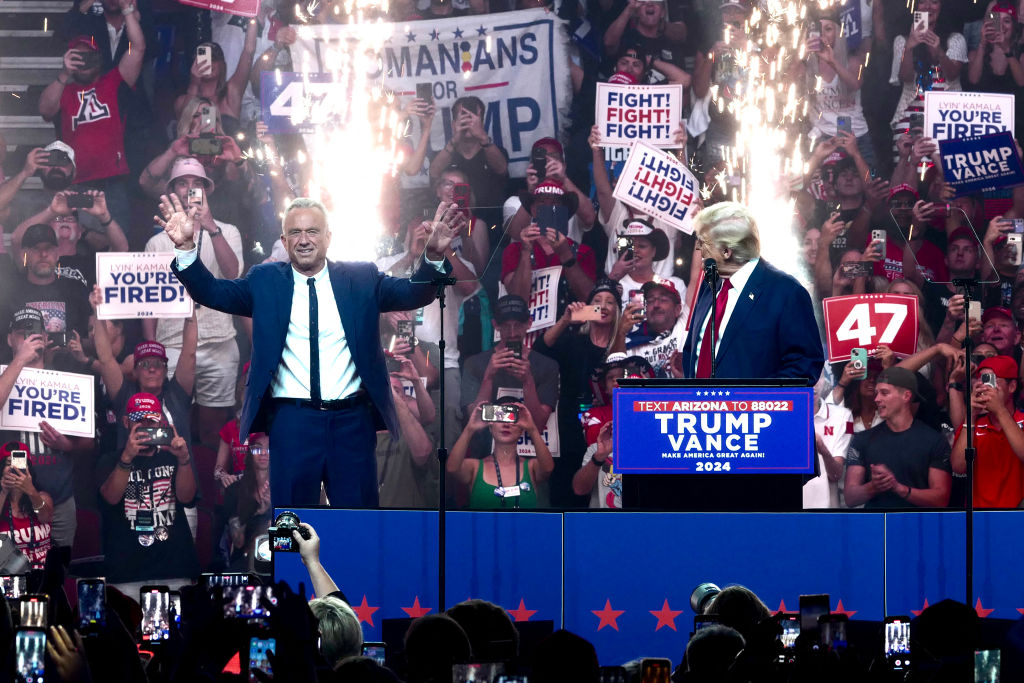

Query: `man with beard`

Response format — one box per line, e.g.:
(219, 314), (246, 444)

(0, 142), (78, 215)
(38, 0), (144, 229)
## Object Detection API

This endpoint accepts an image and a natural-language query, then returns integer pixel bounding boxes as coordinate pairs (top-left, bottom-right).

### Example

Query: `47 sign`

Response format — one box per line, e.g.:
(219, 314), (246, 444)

(822, 294), (919, 362)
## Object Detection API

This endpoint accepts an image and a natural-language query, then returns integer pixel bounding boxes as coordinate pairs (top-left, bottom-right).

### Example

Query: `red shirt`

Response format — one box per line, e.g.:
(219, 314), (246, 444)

(871, 236), (948, 283)
(500, 240), (597, 282)
(57, 69), (130, 183)
(219, 419), (248, 474)
(955, 410), (1024, 508)
(0, 513), (52, 570)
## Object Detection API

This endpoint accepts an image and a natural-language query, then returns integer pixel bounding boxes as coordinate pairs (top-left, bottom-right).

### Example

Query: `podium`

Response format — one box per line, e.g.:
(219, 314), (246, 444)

(613, 379), (814, 511)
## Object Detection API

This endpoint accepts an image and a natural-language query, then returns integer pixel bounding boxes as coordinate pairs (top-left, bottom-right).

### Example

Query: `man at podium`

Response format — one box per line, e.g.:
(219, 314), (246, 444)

(682, 202), (824, 383)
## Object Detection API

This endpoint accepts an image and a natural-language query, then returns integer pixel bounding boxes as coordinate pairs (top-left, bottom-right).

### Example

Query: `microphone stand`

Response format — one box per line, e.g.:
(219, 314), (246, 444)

(704, 260), (721, 378)
(430, 273), (457, 612)
(953, 277), (978, 607)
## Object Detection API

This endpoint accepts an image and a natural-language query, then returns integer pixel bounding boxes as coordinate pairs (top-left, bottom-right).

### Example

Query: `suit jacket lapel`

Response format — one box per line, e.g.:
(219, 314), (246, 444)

(717, 260), (766, 361)
(689, 282), (714, 375)
(328, 262), (357, 356)
(274, 261), (293, 341)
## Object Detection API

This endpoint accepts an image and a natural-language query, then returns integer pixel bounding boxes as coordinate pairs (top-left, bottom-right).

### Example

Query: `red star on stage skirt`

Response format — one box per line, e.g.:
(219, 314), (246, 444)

(771, 599), (789, 615)
(650, 599), (683, 631)
(832, 599), (857, 618)
(911, 598), (930, 617)
(507, 599), (537, 622)
(352, 595), (380, 626)
(974, 598), (994, 618)
(401, 596), (431, 618)
(592, 599), (625, 631)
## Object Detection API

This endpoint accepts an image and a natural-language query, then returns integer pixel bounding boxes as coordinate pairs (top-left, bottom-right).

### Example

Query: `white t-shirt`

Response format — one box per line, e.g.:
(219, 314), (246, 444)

(580, 442), (622, 509)
(803, 400), (853, 509)
(376, 251), (479, 368)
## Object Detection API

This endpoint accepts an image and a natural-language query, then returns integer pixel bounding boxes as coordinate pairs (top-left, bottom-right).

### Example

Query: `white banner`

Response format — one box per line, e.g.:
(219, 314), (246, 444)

(924, 91), (1015, 142)
(96, 252), (194, 320)
(595, 83), (682, 148)
(497, 265), (561, 337)
(289, 8), (573, 182)
(0, 366), (94, 439)
(612, 142), (698, 234)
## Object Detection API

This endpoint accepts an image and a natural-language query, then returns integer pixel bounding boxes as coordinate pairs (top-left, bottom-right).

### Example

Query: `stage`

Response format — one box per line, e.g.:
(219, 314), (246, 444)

(272, 508), (1024, 665)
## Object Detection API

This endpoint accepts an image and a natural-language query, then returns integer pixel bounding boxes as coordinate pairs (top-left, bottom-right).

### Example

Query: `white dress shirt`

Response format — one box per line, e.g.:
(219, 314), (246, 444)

(692, 258), (759, 370)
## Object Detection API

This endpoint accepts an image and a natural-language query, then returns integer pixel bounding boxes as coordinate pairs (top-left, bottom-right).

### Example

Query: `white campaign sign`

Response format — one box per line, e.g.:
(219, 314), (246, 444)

(0, 366), (94, 439)
(595, 83), (683, 148)
(96, 252), (194, 320)
(924, 91), (1015, 142)
(497, 265), (561, 335)
(612, 141), (697, 234)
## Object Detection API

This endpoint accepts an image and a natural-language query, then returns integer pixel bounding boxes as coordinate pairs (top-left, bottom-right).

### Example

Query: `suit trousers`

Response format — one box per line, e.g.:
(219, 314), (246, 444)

(268, 400), (379, 508)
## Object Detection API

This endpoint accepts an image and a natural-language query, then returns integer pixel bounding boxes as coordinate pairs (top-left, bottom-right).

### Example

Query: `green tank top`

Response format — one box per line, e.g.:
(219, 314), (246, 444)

(468, 454), (537, 509)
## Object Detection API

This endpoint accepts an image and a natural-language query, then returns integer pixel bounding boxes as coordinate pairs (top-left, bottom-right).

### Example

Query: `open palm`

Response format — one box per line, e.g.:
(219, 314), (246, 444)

(155, 193), (198, 249)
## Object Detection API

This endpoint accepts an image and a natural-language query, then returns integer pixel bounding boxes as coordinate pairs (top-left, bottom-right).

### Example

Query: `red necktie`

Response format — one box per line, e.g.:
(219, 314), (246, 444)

(695, 279), (732, 378)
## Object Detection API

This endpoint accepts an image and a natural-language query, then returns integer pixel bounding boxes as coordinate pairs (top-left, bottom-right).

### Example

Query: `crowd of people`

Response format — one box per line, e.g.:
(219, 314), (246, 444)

(0, 0), (1022, 607)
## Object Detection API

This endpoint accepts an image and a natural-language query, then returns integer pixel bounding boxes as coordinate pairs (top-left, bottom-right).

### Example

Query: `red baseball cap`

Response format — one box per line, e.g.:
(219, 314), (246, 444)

(0, 442), (30, 459)
(134, 341), (168, 364)
(981, 306), (1014, 325)
(889, 183), (919, 200)
(948, 226), (976, 244)
(976, 355), (1018, 380)
(127, 393), (162, 422)
(641, 276), (682, 305)
(67, 35), (98, 52)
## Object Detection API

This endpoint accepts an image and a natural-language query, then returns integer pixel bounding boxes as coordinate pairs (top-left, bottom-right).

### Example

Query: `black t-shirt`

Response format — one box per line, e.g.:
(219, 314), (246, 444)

(97, 447), (199, 583)
(112, 378), (193, 453)
(846, 420), (952, 509)
(0, 277), (90, 344)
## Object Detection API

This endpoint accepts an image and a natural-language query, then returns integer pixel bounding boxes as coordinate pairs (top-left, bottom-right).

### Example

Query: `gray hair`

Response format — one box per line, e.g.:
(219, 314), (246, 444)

(283, 197), (329, 226)
(694, 201), (761, 265)
(309, 596), (363, 667)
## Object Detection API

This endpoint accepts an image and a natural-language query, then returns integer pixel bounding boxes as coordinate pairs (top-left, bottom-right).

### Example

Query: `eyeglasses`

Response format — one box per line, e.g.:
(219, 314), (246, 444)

(971, 354), (989, 365)
(136, 359), (167, 371)
(890, 201), (914, 209)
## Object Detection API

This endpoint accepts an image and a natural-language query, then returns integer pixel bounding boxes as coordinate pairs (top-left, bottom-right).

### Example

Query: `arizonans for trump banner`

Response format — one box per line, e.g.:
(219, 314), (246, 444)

(284, 8), (572, 182)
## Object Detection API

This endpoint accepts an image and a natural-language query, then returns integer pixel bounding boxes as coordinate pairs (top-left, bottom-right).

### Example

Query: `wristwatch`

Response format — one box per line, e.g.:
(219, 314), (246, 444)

(122, 4), (136, 14)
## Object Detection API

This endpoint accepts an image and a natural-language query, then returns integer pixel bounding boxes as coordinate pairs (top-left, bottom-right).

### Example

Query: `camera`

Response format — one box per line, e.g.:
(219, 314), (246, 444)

(268, 510), (310, 553)
(138, 426), (174, 446)
(189, 134), (223, 156)
(690, 582), (720, 614)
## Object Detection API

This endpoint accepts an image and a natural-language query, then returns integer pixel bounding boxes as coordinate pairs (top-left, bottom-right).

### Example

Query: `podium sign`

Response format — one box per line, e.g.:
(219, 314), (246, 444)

(612, 386), (815, 474)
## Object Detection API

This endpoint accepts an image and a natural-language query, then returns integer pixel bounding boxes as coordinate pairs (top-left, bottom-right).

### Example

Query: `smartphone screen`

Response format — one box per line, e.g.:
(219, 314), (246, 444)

(223, 585), (276, 619)
(885, 617), (911, 670)
(77, 579), (105, 630)
(779, 616), (800, 649)
(361, 642), (386, 666)
(975, 649), (1000, 683)
(640, 658), (672, 683)
(820, 615), (848, 650)
(0, 575), (27, 598)
(169, 592), (181, 625)
(249, 637), (276, 682)
(19, 596), (46, 629)
(415, 82), (433, 104)
(799, 594), (830, 635)
(202, 573), (253, 588)
(15, 629), (45, 683)
(140, 587), (170, 642)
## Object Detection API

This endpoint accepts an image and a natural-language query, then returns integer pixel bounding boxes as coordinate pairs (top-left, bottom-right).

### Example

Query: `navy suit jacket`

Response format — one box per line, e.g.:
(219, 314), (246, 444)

(172, 256), (450, 441)
(682, 259), (824, 383)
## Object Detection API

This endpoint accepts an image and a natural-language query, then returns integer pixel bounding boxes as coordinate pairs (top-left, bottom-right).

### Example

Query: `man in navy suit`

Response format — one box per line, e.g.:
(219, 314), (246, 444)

(682, 201), (823, 383)
(160, 194), (462, 508)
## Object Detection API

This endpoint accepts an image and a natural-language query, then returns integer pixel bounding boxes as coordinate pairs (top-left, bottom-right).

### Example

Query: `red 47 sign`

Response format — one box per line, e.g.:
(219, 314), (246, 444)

(822, 294), (919, 362)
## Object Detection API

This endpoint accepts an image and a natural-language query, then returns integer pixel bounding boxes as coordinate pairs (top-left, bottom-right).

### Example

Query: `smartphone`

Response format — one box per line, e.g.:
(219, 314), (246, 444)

(598, 666), (629, 683)
(452, 182), (471, 218)
(187, 187), (203, 206)
(415, 82), (433, 104)
(884, 616), (911, 671)
(506, 340), (523, 359)
(536, 204), (569, 237)
(48, 331), (67, 348)
(19, 595), (47, 629)
(778, 614), (800, 650)
(0, 575), (27, 598)
(913, 11), (929, 32)
(640, 658), (672, 683)
(77, 578), (105, 632)
(1006, 233), (1022, 266)
(1012, 218), (1024, 233)
(66, 193), (94, 209)
(481, 403), (519, 423)
(385, 354), (403, 373)
(850, 347), (868, 380)
(531, 147), (548, 182)
(169, 591), (181, 626)
(799, 594), (830, 637)
(975, 649), (1000, 683)
(837, 116), (853, 137)
(76, 49), (100, 71)
(495, 678), (528, 683)
(201, 573), (253, 588)
(223, 584), (276, 619)
(9, 450), (28, 471)
(806, 19), (821, 49)
(196, 45), (212, 73)
(694, 614), (719, 631)
(453, 663), (505, 682)
(44, 149), (71, 167)
(361, 642), (386, 666)
(871, 229), (887, 256)
(909, 113), (925, 134)
(840, 261), (873, 278)
(15, 628), (45, 683)
(819, 613), (848, 651)
(571, 305), (604, 323)
(140, 586), (170, 642)
(629, 289), (646, 317)
(981, 369), (998, 389)
(249, 637), (276, 682)
(137, 426), (174, 446)
(969, 300), (982, 323)
(189, 135), (223, 156)
(616, 235), (634, 261)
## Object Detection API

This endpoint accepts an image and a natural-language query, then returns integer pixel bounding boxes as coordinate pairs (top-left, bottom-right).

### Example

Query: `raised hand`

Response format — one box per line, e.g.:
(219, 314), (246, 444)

(155, 193), (199, 250)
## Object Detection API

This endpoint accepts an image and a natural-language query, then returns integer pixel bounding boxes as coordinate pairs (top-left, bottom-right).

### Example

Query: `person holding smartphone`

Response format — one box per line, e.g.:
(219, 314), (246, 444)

(0, 443), (53, 570)
(97, 393), (199, 595)
(966, 2), (1024, 107)
(448, 399), (554, 509)
(218, 434), (272, 570)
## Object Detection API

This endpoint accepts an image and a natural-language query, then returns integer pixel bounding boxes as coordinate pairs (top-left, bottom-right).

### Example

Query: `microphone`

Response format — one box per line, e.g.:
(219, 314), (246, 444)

(703, 258), (718, 279)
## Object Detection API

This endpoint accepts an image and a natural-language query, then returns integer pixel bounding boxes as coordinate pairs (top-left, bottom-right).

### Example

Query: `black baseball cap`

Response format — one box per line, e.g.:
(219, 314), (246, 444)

(21, 224), (58, 249)
(10, 308), (44, 333)
(494, 295), (530, 323)
(877, 366), (920, 402)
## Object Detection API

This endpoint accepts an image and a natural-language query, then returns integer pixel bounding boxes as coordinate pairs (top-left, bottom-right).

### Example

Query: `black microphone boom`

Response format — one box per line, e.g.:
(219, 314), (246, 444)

(703, 258), (718, 277)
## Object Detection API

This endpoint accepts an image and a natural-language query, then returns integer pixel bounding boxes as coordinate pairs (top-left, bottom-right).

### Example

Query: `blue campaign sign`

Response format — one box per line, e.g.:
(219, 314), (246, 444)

(612, 386), (815, 474)
(938, 131), (1024, 195)
(260, 72), (338, 134)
